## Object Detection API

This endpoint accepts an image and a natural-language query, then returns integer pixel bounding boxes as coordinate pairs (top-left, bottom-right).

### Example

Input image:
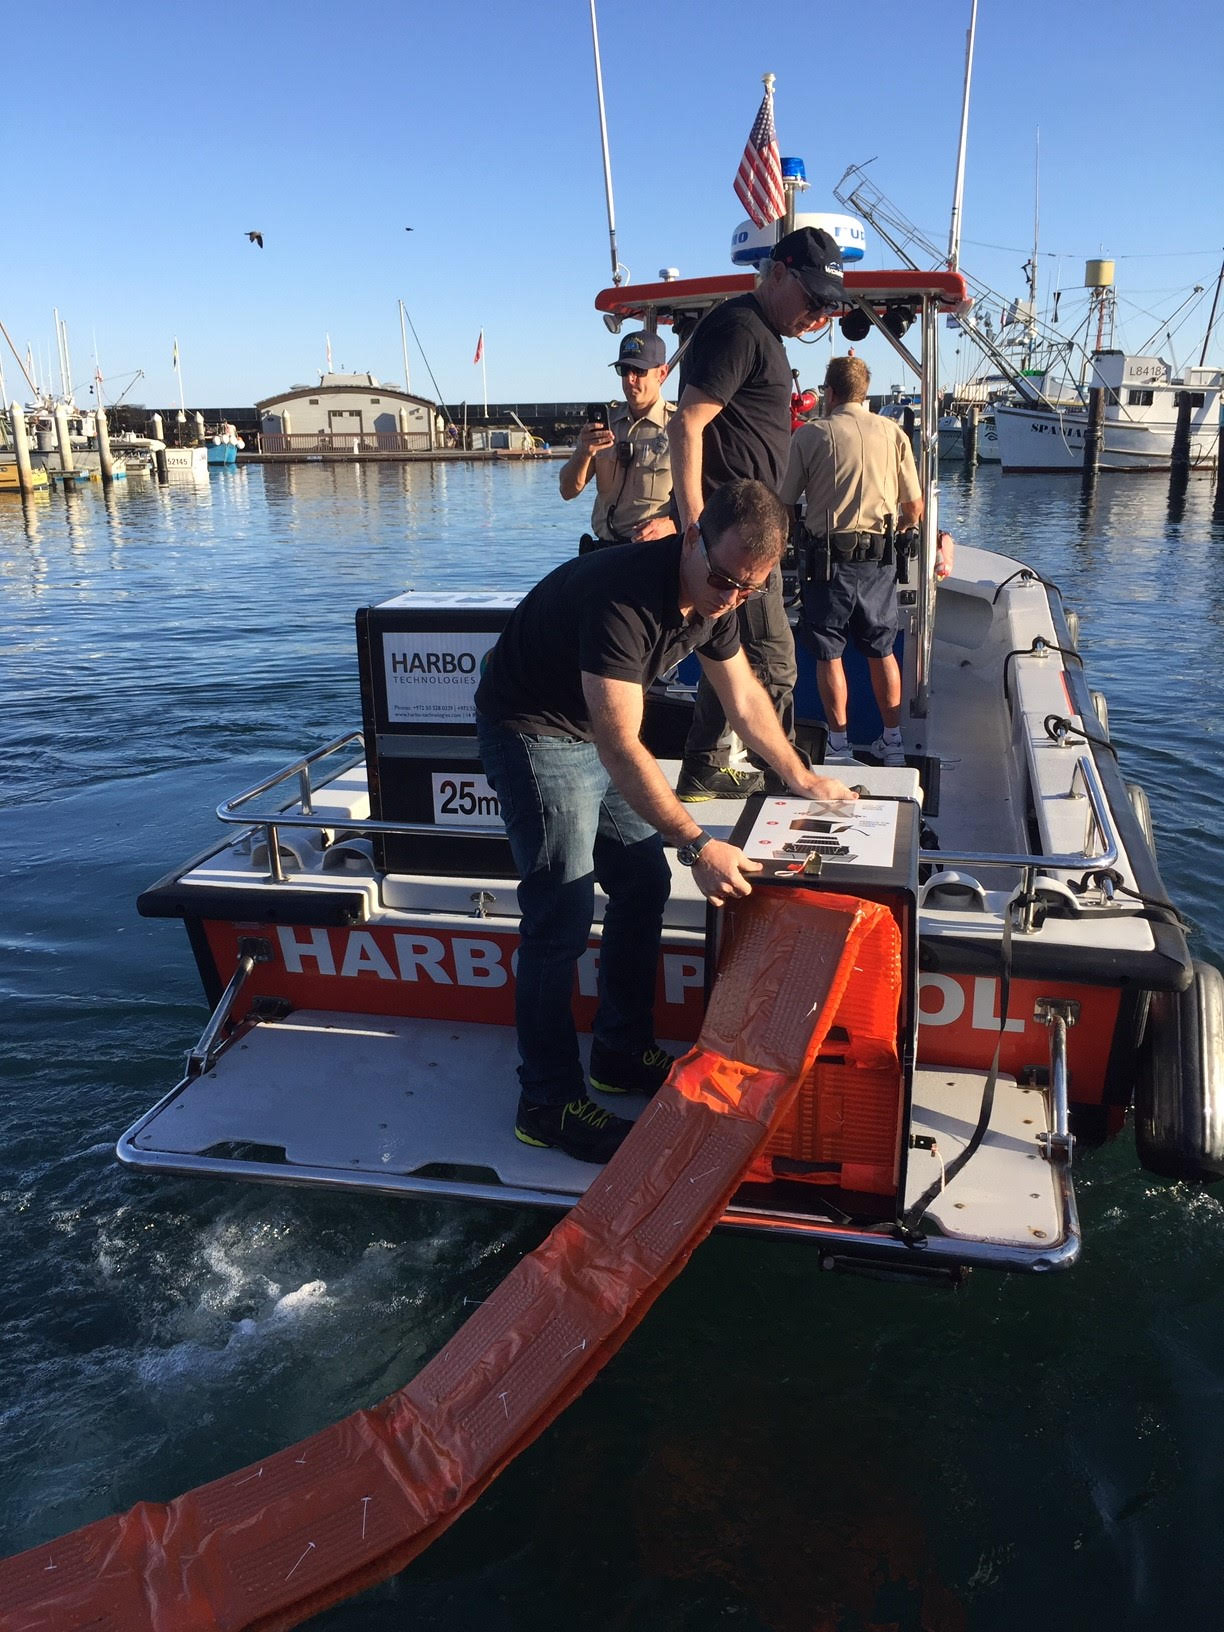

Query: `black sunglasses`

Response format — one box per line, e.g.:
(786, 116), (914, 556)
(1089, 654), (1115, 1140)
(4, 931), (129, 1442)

(613, 363), (650, 377)
(698, 531), (770, 598)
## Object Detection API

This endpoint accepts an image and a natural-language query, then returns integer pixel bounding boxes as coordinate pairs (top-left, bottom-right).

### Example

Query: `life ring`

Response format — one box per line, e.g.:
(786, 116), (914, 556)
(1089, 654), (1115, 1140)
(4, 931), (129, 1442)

(1135, 959), (1224, 1182)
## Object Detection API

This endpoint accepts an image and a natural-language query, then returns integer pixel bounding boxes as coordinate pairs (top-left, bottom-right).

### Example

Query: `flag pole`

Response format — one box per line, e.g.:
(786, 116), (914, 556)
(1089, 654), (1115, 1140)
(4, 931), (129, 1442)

(481, 335), (488, 416)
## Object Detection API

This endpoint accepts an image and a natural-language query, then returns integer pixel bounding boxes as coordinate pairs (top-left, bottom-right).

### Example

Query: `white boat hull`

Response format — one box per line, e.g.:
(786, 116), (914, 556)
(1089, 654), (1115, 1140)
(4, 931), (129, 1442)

(994, 402), (1218, 473)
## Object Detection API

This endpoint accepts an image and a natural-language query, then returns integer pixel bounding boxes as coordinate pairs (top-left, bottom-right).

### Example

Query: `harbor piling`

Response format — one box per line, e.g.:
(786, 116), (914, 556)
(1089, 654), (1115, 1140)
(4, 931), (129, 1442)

(1169, 391), (1193, 483)
(152, 413), (164, 442)
(1081, 387), (1104, 491)
(962, 403), (978, 464)
(53, 405), (75, 476)
(8, 400), (34, 493)
(154, 448), (169, 483)
(95, 403), (115, 486)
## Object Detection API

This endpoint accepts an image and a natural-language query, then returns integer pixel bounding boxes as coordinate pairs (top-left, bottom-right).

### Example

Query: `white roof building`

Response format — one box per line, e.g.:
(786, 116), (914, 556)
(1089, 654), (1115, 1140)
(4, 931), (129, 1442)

(256, 373), (441, 449)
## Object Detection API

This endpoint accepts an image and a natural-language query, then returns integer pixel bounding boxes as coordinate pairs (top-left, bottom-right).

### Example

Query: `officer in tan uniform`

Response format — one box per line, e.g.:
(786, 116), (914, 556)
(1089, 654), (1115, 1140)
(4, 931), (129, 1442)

(559, 331), (676, 549)
(779, 354), (922, 767)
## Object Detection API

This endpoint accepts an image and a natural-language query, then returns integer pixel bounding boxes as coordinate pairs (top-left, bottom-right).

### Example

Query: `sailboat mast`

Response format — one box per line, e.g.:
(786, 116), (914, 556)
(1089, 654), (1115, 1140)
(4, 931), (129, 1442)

(946, 0), (979, 270)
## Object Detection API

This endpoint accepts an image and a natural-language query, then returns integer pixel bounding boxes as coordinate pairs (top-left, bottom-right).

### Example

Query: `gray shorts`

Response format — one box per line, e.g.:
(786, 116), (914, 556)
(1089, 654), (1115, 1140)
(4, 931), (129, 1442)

(802, 558), (899, 660)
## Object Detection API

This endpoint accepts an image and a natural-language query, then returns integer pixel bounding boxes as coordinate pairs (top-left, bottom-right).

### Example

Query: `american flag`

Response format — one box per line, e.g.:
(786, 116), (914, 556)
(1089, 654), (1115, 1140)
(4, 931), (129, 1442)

(734, 89), (785, 229)
(473, 330), (484, 365)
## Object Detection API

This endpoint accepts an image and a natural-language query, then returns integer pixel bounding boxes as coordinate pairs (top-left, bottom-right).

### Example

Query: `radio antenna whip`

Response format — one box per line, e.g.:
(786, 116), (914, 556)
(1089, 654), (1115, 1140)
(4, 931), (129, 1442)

(946, 0), (978, 271)
(589, 0), (626, 285)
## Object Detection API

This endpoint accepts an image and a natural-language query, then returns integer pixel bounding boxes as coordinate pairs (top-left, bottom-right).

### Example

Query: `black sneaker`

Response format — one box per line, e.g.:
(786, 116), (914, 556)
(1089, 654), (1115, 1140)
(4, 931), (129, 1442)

(676, 764), (765, 802)
(588, 1039), (675, 1096)
(514, 1095), (634, 1163)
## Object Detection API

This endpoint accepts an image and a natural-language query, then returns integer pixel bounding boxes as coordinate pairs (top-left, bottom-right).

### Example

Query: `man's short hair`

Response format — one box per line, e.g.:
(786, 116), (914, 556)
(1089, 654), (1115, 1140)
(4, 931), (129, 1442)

(824, 355), (870, 402)
(701, 479), (787, 563)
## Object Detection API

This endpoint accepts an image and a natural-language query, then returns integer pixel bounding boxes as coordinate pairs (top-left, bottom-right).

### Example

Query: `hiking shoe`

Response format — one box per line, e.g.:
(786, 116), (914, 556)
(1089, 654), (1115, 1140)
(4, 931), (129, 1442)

(589, 1039), (675, 1096)
(870, 735), (907, 767)
(514, 1095), (634, 1163)
(822, 742), (860, 766)
(676, 763), (765, 802)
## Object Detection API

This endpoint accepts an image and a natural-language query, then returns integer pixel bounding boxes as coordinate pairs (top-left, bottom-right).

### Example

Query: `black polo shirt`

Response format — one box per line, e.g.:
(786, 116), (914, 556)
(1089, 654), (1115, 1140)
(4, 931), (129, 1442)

(680, 293), (792, 496)
(475, 537), (740, 740)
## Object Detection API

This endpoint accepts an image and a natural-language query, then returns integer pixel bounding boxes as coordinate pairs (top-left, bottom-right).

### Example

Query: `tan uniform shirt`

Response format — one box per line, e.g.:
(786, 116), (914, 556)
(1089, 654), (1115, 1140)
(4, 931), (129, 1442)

(590, 398), (674, 540)
(779, 401), (920, 535)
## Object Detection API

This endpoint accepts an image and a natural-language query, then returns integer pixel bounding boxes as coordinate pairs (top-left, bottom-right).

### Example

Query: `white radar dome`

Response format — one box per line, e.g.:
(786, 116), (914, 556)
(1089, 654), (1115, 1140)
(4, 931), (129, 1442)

(730, 211), (867, 268)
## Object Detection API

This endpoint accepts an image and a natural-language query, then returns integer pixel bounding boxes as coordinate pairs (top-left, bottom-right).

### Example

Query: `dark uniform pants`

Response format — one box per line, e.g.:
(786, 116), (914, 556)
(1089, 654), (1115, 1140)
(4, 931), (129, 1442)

(682, 565), (796, 771)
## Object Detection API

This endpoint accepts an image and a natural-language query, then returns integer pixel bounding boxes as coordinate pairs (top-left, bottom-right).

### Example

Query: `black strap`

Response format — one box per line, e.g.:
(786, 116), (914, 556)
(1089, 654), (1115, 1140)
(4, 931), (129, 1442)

(898, 907), (1013, 1243)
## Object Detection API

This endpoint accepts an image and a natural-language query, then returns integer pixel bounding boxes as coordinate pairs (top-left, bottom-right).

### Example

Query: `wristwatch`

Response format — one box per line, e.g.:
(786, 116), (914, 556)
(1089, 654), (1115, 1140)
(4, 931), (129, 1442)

(677, 831), (714, 867)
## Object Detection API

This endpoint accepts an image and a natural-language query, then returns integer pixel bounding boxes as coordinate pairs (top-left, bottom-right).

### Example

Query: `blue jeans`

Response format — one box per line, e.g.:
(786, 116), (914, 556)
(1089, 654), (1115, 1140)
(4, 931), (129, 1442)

(476, 714), (672, 1107)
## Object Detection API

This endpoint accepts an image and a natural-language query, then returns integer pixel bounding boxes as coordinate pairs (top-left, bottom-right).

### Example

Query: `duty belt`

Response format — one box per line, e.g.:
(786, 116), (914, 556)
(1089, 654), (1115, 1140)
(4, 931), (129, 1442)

(807, 530), (886, 562)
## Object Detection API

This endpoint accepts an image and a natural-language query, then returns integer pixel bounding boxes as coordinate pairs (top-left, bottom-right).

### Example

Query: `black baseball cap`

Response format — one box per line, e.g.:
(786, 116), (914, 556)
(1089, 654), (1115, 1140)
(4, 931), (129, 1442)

(610, 331), (667, 370)
(770, 227), (845, 305)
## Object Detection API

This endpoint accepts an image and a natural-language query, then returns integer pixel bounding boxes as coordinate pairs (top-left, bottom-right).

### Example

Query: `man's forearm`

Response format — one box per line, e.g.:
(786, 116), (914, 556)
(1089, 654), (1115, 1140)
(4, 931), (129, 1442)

(595, 738), (703, 847)
(559, 447), (593, 500)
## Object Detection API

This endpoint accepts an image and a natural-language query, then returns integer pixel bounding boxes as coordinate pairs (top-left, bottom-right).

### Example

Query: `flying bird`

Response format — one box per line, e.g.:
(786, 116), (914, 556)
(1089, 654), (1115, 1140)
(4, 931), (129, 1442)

(405, 226), (414, 232)
(246, 231), (264, 248)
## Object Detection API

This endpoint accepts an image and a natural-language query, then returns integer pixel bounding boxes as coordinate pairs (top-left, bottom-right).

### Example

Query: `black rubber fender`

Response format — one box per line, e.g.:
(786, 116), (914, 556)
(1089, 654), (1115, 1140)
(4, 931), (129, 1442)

(1126, 782), (1156, 856)
(1135, 960), (1224, 1182)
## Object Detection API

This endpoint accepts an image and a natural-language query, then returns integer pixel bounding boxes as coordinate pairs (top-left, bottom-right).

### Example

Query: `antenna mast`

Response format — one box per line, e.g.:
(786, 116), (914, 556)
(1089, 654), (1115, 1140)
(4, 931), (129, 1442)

(946, 0), (979, 270)
(589, 0), (625, 285)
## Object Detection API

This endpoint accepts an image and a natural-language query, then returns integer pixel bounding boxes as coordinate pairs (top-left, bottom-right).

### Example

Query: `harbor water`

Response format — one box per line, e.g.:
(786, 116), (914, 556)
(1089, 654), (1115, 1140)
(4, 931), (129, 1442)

(3, 460), (1224, 1630)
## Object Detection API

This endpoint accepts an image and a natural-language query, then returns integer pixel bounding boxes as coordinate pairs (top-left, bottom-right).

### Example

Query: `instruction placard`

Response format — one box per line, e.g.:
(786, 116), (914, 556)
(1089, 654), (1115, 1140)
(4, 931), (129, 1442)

(740, 796), (899, 870)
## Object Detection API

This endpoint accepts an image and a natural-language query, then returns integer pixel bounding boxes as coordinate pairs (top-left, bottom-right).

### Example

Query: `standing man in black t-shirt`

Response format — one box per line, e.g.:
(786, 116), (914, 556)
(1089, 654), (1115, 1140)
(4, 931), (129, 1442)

(475, 479), (856, 1164)
(669, 227), (847, 803)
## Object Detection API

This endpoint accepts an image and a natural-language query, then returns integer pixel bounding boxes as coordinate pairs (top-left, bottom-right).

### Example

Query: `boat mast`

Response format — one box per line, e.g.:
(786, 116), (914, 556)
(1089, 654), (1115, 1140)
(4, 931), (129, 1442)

(946, 0), (978, 270)
(397, 302), (411, 393)
(1025, 129), (1040, 372)
(588, 0), (624, 287)
(1198, 251), (1224, 368)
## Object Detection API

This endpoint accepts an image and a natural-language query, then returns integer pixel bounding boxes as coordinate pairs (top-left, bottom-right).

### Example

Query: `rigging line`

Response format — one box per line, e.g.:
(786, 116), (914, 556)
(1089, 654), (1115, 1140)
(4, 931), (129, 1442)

(0, 315), (39, 396)
(398, 304), (453, 425)
(963, 238), (1223, 261)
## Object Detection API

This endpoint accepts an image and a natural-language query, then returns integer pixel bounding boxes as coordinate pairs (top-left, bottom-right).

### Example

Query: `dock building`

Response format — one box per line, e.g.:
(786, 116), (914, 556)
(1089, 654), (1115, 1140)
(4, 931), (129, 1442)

(256, 373), (442, 454)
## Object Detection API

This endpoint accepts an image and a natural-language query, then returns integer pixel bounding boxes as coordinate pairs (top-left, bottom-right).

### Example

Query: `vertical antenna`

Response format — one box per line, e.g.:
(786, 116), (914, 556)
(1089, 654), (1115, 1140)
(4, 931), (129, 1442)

(589, 0), (624, 285)
(946, 0), (978, 270)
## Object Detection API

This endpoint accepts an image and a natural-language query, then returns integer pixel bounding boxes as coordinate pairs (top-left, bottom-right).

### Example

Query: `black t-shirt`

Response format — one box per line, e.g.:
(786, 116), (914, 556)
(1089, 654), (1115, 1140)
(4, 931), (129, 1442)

(680, 293), (792, 495)
(474, 537), (740, 739)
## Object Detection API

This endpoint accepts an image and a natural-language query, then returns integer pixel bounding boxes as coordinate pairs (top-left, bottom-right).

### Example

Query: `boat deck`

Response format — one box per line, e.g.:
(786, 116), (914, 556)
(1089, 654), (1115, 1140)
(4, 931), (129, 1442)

(119, 1009), (1065, 1263)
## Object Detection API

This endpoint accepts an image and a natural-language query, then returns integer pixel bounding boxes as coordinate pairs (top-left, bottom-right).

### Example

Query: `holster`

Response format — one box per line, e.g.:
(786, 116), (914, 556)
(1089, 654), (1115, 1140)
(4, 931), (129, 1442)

(803, 537), (832, 585)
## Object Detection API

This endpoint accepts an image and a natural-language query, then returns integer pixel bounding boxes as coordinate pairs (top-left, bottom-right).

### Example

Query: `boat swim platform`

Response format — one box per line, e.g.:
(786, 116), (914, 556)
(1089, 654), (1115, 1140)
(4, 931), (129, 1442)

(118, 1008), (1065, 1267)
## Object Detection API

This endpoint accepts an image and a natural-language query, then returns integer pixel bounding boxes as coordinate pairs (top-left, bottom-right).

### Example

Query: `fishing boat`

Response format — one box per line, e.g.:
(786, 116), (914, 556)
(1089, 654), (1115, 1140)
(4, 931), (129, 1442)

(115, 261), (1224, 1291)
(994, 349), (1223, 472)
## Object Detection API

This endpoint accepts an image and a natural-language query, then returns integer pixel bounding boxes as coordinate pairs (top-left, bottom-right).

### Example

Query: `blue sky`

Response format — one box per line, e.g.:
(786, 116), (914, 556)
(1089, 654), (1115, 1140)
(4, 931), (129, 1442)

(4, 0), (1221, 413)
